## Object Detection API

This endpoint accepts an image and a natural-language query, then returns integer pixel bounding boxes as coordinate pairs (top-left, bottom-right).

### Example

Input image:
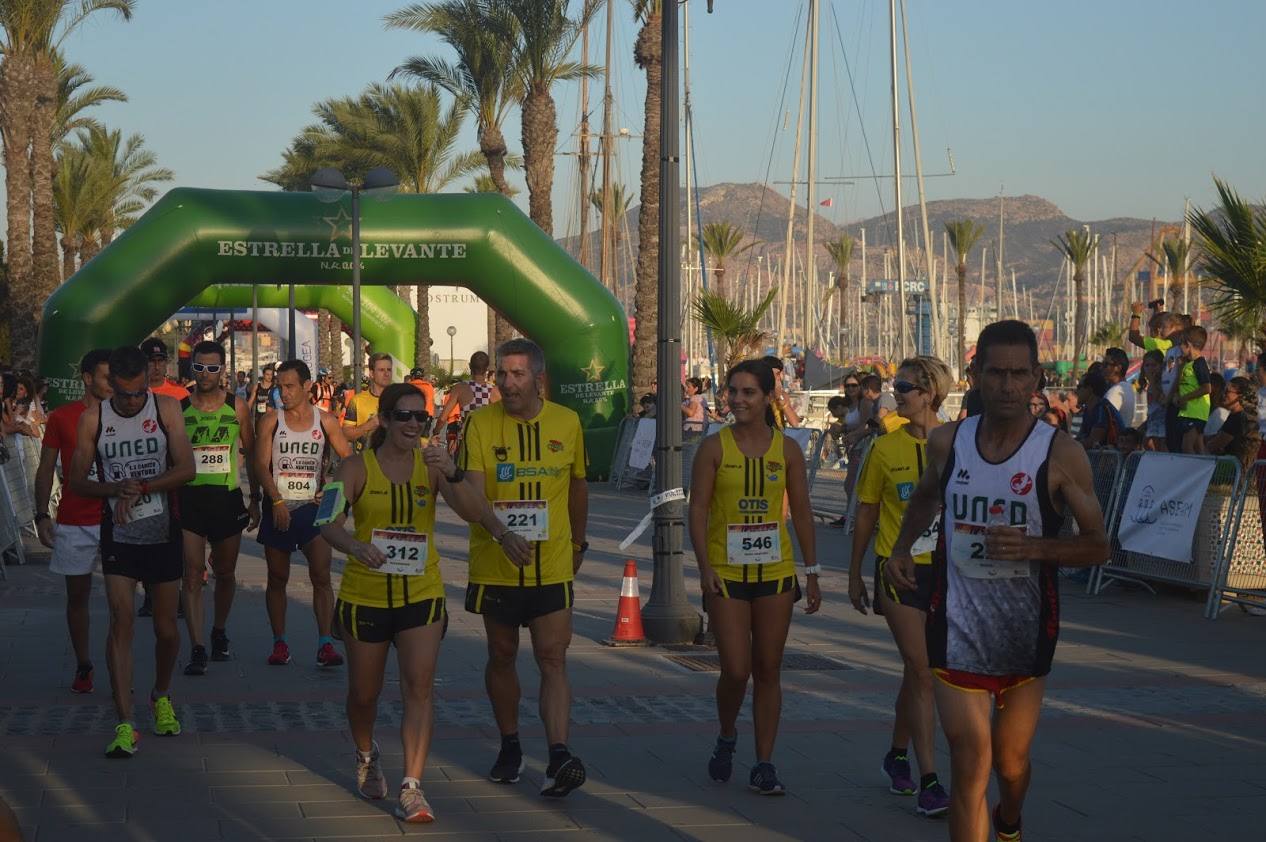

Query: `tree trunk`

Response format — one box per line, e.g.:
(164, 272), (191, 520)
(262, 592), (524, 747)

(1073, 266), (1087, 380)
(30, 53), (59, 313)
(630, 15), (663, 396)
(0, 55), (36, 369)
(521, 85), (557, 236)
(480, 122), (514, 350)
(60, 237), (77, 282)
(328, 315), (344, 378)
(956, 261), (968, 378)
(317, 310), (331, 371)
(414, 284), (431, 370)
(80, 236), (100, 263)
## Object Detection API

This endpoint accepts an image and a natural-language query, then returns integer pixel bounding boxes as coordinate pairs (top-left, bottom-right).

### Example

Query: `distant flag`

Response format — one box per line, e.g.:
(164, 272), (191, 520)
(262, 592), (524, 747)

(819, 197), (833, 207)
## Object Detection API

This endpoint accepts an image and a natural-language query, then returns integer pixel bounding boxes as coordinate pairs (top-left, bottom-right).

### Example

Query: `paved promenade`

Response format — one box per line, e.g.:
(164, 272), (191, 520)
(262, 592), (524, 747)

(2, 484), (1264, 841)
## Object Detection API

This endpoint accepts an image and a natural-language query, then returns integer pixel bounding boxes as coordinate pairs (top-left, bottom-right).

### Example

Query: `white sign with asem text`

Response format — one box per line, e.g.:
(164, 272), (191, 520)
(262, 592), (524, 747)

(1117, 453), (1216, 564)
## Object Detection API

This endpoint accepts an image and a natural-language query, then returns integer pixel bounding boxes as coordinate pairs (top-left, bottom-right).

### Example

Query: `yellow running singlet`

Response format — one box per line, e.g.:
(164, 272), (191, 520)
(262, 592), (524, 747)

(706, 426), (795, 583)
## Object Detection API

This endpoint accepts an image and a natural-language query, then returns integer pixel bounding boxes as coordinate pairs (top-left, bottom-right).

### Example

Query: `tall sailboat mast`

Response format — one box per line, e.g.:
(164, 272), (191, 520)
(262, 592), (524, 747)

(805, 0), (820, 351)
(889, 0), (908, 357)
(598, 0), (615, 289)
(577, 16), (591, 271)
(777, 16), (811, 347)
(899, 0), (940, 358)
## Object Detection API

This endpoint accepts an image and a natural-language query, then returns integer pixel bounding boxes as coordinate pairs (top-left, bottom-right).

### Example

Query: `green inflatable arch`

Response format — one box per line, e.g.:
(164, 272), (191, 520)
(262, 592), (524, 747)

(191, 284), (416, 370)
(39, 187), (630, 476)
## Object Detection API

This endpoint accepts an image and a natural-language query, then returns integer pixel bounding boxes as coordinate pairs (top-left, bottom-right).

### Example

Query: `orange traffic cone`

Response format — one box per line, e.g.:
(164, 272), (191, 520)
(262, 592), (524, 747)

(603, 560), (649, 647)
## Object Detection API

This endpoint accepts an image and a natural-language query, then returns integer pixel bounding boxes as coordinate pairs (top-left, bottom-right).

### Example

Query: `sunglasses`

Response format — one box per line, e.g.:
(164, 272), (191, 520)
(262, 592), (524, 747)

(191, 363), (223, 373)
(388, 409), (430, 423)
(893, 380), (923, 394)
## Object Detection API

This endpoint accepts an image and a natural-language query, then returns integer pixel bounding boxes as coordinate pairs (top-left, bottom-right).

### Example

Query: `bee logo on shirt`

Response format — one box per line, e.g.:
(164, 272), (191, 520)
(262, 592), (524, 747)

(493, 445), (509, 462)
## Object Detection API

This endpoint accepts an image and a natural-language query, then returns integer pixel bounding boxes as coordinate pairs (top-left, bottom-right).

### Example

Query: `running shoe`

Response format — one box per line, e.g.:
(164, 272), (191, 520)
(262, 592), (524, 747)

(708, 735), (736, 783)
(210, 630), (231, 661)
(488, 747), (524, 784)
(70, 664), (93, 694)
(184, 645), (208, 676)
(748, 761), (786, 796)
(395, 783), (434, 823)
(882, 751), (916, 795)
(316, 642), (344, 667)
(267, 640), (291, 666)
(541, 753), (586, 798)
(916, 779), (950, 817)
(993, 806), (1022, 841)
(356, 742), (387, 800)
(152, 695), (182, 736)
(105, 722), (138, 758)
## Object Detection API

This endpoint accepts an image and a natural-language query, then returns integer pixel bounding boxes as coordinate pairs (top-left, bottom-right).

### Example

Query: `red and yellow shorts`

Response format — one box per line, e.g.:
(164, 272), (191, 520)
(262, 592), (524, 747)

(933, 668), (1039, 708)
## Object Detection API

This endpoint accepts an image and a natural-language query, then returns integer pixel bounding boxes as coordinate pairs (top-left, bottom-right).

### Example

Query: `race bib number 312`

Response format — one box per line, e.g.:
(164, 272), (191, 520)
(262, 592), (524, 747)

(370, 529), (428, 575)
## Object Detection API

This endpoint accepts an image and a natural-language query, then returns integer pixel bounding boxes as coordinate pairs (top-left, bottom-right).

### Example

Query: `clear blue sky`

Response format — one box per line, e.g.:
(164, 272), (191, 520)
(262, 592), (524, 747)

(57, 0), (1266, 232)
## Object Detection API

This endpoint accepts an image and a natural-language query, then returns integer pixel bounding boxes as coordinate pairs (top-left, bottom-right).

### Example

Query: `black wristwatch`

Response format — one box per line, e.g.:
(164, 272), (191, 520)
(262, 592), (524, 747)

(444, 465), (465, 483)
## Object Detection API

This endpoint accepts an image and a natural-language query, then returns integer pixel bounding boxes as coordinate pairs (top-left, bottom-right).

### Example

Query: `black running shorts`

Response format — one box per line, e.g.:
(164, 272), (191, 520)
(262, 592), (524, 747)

(703, 575), (801, 611)
(465, 582), (574, 628)
(335, 597), (446, 644)
(874, 556), (935, 614)
(179, 486), (249, 542)
(102, 540), (182, 584)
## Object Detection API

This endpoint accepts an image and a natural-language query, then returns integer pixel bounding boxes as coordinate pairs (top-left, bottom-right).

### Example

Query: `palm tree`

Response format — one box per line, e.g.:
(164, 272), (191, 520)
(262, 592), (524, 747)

(52, 140), (96, 279)
(945, 219), (985, 378)
(72, 126), (171, 259)
(53, 54), (124, 147)
(1158, 236), (1193, 307)
(467, 171), (520, 196)
(1052, 228), (1099, 379)
(691, 287), (778, 373)
(823, 234), (855, 355)
(388, 0), (522, 347)
(1189, 178), (1266, 336)
(7, 0), (133, 364)
(696, 221), (754, 299)
(502, 0), (597, 236)
(628, 0), (662, 394)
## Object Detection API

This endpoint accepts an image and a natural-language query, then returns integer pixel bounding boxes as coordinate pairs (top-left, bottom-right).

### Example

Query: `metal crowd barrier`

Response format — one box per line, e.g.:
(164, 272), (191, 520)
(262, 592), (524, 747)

(608, 417), (650, 491)
(1059, 448), (1124, 591)
(1203, 459), (1266, 618)
(1090, 451), (1241, 599)
(0, 434), (37, 570)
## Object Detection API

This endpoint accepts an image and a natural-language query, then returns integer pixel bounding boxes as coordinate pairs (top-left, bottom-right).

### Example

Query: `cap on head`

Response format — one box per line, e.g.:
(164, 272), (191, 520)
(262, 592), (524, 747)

(409, 367), (425, 379)
(140, 337), (168, 360)
(319, 367), (330, 377)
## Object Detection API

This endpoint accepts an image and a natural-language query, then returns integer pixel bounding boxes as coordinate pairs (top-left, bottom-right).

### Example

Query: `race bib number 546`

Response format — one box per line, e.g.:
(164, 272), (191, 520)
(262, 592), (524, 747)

(726, 522), (781, 565)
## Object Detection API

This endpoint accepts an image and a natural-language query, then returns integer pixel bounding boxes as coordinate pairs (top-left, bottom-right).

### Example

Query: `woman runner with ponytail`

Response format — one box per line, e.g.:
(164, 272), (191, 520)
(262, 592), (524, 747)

(320, 384), (506, 823)
(688, 359), (821, 796)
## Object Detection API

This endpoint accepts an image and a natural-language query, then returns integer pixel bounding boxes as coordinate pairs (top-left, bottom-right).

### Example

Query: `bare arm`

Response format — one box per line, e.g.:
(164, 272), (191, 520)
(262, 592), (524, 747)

(234, 397), (259, 495)
(149, 396), (196, 492)
(687, 435), (721, 572)
(322, 411), (354, 459)
(318, 454), (386, 567)
(783, 438), (815, 567)
(254, 412), (281, 501)
(848, 502), (880, 609)
(431, 390), (461, 436)
(68, 406), (131, 499)
(780, 396), (802, 428)
(885, 423), (955, 590)
(569, 477), (588, 573)
(34, 444), (57, 519)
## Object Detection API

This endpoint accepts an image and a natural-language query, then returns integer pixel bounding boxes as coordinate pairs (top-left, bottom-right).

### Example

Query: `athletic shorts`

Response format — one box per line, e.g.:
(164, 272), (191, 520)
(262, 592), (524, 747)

(874, 556), (935, 614)
(465, 581), (574, 628)
(102, 540), (182, 584)
(49, 524), (100, 576)
(704, 575), (801, 610)
(1174, 417), (1206, 438)
(933, 668), (1039, 709)
(179, 486), (249, 542)
(335, 597), (446, 644)
(257, 502), (322, 553)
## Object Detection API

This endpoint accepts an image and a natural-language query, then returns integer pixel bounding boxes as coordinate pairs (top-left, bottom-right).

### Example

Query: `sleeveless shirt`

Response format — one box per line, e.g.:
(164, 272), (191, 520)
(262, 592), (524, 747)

(182, 393), (240, 489)
(270, 406), (327, 509)
(705, 426), (795, 583)
(96, 393), (172, 545)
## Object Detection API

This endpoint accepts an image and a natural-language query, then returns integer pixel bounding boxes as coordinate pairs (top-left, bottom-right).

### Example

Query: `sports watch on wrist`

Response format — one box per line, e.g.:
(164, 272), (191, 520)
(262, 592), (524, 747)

(444, 465), (465, 483)
(803, 564), (822, 576)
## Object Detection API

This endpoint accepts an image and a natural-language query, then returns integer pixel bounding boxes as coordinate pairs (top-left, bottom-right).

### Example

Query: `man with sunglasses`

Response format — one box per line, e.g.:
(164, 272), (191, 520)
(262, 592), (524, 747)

(178, 341), (261, 676)
(67, 345), (197, 757)
(255, 359), (353, 667)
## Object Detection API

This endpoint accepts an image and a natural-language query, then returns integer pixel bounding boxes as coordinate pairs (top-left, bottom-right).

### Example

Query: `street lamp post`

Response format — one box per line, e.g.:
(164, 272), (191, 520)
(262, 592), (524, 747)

(641, 0), (699, 644)
(446, 325), (456, 376)
(311, 166), (399, 394)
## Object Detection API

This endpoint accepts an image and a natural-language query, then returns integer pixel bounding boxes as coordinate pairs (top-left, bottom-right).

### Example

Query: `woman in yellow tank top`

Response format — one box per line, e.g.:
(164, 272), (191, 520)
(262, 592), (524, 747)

(320, 384), (505, 823)
(688, 359), (821, 796)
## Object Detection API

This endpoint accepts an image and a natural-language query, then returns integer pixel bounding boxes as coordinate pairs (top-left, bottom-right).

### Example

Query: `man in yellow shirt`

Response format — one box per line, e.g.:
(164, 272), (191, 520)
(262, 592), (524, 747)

(454, 338), (589, 799)
(342, 353), (394, 451)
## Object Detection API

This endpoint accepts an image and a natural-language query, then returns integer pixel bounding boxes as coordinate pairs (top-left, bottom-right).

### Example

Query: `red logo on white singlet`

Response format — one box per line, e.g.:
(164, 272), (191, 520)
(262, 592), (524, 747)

(311, 428), (321, 439)
(1010, 472), (1033, 495)
(142, 419), (157, 434)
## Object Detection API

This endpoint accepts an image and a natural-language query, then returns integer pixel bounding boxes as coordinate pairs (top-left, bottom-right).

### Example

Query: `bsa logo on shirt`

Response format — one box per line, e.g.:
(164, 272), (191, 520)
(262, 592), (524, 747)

(1010, 472), (1033, 495)
(897, 481), (915, 501)
(142, 419), (157, 434)
(548, 439), (564, 453)
(495, 463), (515, 482)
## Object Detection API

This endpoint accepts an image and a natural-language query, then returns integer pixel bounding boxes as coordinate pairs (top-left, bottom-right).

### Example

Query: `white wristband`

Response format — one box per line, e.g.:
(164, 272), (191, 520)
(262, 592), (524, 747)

(803, 564), (822, 576)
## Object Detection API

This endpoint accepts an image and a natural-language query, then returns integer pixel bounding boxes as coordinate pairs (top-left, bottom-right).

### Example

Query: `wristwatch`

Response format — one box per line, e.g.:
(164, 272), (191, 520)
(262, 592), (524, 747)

(803, 564), (822, 576)
(444, 465), (465, 483)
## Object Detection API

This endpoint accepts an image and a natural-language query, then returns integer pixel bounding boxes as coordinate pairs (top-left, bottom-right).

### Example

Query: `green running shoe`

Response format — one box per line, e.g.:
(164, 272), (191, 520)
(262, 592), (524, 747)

(105, 723), (139, 758)
(152, 695), (182, 736)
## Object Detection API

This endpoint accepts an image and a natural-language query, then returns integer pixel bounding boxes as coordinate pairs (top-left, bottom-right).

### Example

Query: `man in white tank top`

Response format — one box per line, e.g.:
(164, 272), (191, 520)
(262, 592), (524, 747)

(67, 345), (197, 758)
(885, 321), (1108, 842)
(254, 359), (353, 668)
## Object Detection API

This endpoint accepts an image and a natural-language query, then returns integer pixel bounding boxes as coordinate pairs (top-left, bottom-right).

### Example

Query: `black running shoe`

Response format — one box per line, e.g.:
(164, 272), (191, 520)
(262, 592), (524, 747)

(210, 630), (231, 661)
(541, 754), (586, 798)
(183, 645), (208, 676)
(708, 736), (736, 782)
(749, 761), (786, 796)
(488, 747), (524, 784)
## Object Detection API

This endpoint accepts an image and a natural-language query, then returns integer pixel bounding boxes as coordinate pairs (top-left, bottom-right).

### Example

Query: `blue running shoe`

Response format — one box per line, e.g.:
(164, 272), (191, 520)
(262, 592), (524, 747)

(708, 735), (736, 782)
(748, 761), (785, 796)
